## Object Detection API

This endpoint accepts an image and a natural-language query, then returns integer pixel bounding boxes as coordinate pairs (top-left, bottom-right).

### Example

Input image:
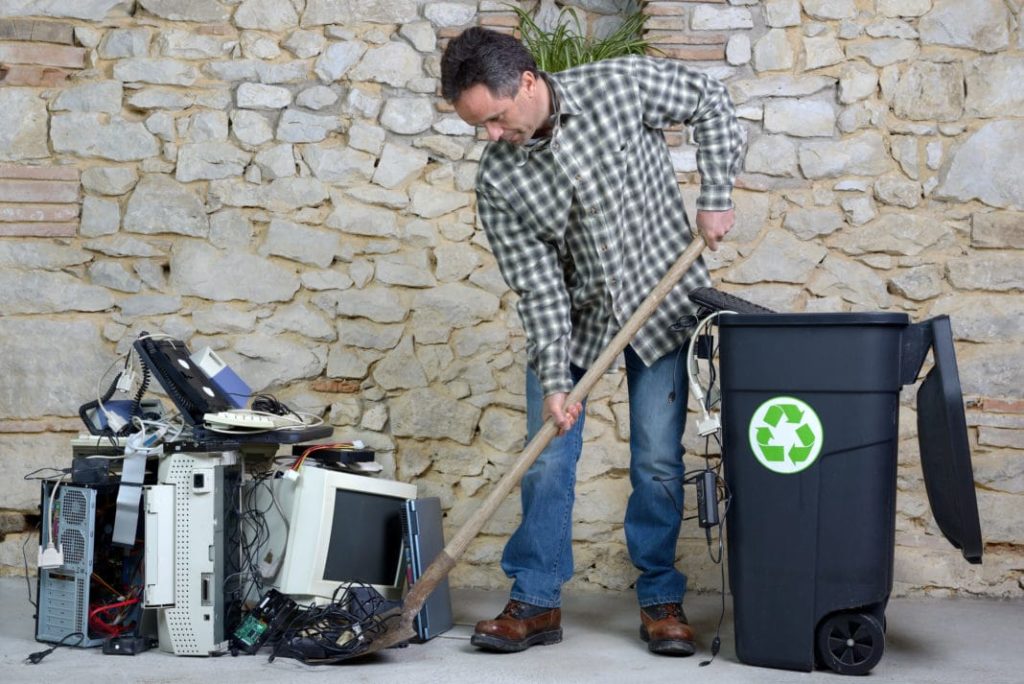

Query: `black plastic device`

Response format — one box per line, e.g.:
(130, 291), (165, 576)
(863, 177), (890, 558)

(695, 470), (719, 529)
(133, 335), (233, 425)
(689, 287), (777, 315)
(102, 636), (155, 655)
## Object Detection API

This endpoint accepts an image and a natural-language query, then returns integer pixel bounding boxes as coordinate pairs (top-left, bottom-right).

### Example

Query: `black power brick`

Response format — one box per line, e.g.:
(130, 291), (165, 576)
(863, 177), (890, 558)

(695, 470), (719, 529)
(102, 636), (155, 655)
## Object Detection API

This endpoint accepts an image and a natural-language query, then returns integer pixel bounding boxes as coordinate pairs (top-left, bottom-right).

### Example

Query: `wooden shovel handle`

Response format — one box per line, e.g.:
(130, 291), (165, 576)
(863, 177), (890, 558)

(401, 235), (707, 620)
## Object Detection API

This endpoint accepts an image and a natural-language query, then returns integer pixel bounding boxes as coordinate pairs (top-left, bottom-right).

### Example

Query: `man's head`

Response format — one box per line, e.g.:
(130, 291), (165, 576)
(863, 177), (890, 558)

(441, 27), (551, 145)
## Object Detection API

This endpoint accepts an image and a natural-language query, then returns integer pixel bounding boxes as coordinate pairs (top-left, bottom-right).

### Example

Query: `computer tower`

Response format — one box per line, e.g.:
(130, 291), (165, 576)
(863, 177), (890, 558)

(36, 483), (106, 647)
(144, 452), (242, 656)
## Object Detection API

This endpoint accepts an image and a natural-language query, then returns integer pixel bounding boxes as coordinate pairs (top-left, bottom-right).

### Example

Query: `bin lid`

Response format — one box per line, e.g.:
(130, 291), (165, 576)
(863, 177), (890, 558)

(719, 312), (909, 327)
(916, 316), (983, 564)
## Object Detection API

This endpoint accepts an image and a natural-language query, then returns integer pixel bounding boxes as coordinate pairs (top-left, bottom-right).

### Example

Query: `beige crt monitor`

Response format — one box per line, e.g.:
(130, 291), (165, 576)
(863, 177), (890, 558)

(249, 464), (417, 604)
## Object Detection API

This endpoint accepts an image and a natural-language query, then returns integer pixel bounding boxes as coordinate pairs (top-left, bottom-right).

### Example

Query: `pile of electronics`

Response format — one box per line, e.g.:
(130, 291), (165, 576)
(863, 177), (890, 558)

(27, 332), (451, 665)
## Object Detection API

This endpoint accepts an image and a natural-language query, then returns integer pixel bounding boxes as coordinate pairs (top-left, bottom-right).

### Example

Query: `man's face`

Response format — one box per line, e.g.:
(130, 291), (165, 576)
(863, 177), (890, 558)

(453, 71), (544, 146)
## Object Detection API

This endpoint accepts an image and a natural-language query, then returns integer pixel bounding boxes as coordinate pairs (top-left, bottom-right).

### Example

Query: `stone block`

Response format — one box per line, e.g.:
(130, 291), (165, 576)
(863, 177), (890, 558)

(946, 254), (1024, 292)
(51, 80), (123, 114)
(971, 212), (1024, 250)
(389, 388), (480, 445)
(965, 55), (1024, 119)
(893, 61), (964, 122)
(113, 58), (198, 86)
(808, 254), (891, 308)
(803, 0), (856, 20)
(169, 240), (300, 304)
(752, 28), (793, 72)
(799, 131), (890, 179)
(845, 38), (918, 67)
(919, 0), (1010, 53)
(835, 213), (952, 257)
(138, 0), (231, 22)
(259, 218), (339, 268)
(0, 88), (48, 161)
(302, 0), (418, 25)
(723, 229), (826, 285)
(81, 167), (138, 196)
(936, 121), (1024, 211)
(51, 113), (160, 161)
(124, 173), (208, 236)
(690, 5), (753, 30)
(0, 433), (75, 511)
(98, 27), (151, 58)
(80, 196), (120, 237)
(234, 0), (299, 32)
(764, 98), (835, 137)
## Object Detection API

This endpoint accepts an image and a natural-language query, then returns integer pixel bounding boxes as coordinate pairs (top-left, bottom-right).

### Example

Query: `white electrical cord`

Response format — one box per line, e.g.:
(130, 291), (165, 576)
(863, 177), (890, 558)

(686, 311), (735, 436)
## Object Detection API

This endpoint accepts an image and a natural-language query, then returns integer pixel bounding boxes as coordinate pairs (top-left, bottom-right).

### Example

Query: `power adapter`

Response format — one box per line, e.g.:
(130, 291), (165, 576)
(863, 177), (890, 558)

(102, 636), (155, 656)
(695, 470), (719, 529)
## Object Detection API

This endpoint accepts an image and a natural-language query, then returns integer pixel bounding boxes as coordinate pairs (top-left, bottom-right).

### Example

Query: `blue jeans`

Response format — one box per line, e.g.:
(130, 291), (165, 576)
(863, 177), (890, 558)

(501, 344), (689, 609)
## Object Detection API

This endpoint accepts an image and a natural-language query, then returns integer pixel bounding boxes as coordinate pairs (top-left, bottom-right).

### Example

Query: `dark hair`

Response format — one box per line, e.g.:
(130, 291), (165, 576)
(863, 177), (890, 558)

(440, 27), (538, 103)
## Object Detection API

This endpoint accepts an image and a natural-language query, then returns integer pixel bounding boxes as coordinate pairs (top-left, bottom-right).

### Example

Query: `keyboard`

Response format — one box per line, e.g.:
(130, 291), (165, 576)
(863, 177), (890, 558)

(203, 410), (305, 431)
(688, 287), (777, 315)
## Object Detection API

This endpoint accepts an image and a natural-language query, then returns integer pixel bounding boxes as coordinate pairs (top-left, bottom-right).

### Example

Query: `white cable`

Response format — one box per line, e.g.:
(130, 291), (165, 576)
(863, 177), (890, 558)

(686, 311), (735, 436)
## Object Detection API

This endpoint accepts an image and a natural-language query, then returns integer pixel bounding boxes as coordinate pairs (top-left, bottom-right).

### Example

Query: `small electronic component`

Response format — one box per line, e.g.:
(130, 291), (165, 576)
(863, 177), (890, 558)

(231, 589), (297, 655)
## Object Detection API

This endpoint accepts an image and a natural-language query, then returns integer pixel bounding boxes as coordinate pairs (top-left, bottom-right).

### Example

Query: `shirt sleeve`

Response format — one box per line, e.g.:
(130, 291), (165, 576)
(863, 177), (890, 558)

(476, 183), (574, 396)
(630, 56), (745, 212)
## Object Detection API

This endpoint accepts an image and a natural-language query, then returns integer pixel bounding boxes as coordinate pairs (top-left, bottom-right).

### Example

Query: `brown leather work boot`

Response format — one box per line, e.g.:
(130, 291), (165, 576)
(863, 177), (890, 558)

(639, 603), (696, 656)
(471, 600), (562, 653)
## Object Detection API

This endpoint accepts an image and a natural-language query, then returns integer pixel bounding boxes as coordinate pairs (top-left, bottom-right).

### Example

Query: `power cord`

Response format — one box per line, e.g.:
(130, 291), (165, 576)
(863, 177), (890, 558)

(26, 631), (84, 664)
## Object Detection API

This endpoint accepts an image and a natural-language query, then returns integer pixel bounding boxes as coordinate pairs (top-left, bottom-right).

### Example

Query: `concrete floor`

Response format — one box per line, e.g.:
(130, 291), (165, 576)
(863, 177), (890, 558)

(1, 577), (1021, 684)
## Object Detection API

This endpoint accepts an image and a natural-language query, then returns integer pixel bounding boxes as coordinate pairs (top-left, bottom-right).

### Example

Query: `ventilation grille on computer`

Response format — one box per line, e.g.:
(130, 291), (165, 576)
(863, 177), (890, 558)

(60, 528), (87, 566)
(167, 456), (200, 655)
(62, 489), (88, 525)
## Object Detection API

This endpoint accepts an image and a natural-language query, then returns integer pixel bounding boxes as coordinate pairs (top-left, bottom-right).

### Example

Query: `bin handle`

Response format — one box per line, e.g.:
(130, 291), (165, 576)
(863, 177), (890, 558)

(900, 319), (934, 386)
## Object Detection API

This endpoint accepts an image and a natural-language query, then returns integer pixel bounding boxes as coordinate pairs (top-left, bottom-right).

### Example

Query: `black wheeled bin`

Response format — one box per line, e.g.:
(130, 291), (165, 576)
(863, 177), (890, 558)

(718, 312), (983, 675)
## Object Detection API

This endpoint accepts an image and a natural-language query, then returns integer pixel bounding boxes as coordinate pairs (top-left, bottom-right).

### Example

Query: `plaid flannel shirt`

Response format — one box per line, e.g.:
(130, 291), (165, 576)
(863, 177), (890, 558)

(475, 56), (745, 396)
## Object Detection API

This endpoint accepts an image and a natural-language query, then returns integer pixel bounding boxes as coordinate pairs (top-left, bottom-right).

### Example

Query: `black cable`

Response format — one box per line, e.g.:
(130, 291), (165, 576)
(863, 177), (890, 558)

(26, 631), (84, 664)
(22, 522), (39, 608)
(250, 394), (296, 417)
(268, 583), (401, 664)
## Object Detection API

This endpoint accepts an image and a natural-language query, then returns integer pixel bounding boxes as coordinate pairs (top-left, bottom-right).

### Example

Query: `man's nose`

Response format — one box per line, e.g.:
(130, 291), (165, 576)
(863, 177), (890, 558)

(484, 122), (503, 141)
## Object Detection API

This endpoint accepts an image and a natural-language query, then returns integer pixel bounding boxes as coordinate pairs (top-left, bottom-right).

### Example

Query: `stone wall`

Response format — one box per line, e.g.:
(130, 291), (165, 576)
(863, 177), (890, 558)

(0, 0), (1020, 599)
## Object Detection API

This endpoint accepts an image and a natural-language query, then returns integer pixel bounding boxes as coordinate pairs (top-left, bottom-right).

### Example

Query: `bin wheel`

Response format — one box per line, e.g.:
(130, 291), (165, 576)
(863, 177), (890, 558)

(816, 611), (885, 676)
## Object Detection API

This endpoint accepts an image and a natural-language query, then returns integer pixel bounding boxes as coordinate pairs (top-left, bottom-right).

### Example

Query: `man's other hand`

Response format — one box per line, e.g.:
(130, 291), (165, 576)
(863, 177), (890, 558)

(695, 208), (735, 251)
(544, 393), (582, 436)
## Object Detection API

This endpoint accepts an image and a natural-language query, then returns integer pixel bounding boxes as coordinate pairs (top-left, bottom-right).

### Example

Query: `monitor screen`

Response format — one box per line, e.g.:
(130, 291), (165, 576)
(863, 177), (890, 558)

(322, 489), (405, 586)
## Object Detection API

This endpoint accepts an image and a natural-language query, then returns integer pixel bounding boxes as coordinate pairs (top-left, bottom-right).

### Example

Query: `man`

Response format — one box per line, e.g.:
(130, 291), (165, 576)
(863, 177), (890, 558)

(440, 27), (744, 656)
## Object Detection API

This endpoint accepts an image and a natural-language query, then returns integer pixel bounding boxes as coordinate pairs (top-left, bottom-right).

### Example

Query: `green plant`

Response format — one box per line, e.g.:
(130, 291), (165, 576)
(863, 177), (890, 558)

(511, 4), (652, 72)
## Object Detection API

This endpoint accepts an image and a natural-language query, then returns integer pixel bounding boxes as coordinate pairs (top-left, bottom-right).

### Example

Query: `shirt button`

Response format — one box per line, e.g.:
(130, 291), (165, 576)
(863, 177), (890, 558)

(574, 173), (582, 182)
(552, 142), (560, 151)
(600, 243), (608, 252)
(589, 207), (598, 216)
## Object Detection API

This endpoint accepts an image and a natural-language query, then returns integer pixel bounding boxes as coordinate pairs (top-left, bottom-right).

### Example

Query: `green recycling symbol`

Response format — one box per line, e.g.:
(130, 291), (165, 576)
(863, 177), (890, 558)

(748, 396), (824, 474)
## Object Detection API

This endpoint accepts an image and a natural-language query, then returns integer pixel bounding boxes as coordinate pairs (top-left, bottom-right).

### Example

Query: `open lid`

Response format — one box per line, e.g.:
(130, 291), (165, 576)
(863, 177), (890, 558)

(914, 316), (983, 564)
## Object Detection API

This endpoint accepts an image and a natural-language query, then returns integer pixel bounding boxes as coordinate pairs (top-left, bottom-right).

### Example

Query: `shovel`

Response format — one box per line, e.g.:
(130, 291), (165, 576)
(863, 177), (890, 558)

(363, 235), (708, 656)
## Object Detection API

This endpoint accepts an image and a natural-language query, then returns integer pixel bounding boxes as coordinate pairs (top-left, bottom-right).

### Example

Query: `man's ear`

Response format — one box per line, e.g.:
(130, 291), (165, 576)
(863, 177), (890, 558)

(520, 70), (538, 98)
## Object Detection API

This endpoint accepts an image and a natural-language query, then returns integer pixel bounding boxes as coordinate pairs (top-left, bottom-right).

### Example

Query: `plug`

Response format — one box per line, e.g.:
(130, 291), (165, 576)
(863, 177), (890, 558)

(104, 410), (127, 433)
(115, 368), (135, 393)
(38, 543), (64, 569)
(259, 550), (283, 579)
(282, 469), (300, 482)
(697, 412), (721, 437)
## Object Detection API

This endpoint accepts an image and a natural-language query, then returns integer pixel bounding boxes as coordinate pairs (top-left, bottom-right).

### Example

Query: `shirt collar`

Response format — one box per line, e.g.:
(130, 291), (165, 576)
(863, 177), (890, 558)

(507, 71), (582, 163)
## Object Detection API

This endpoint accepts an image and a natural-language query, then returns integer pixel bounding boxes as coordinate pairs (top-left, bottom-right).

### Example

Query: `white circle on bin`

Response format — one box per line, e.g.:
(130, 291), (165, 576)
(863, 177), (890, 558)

(748, 395), (824, 474)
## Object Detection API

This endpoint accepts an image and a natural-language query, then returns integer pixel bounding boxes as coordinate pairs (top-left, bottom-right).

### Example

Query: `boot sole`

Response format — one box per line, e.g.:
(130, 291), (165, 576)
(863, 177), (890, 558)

(471, 628), (563, 653)
(640, 626), (696, 657)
